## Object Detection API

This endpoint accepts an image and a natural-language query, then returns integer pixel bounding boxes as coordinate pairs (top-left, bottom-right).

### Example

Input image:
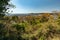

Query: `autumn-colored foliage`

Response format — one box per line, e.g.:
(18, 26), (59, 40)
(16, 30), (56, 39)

(0, 13), (60, 40)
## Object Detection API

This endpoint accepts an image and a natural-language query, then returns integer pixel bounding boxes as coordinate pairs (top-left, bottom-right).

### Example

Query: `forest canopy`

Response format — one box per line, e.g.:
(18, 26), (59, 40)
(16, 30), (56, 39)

(0, 13), (60, 40)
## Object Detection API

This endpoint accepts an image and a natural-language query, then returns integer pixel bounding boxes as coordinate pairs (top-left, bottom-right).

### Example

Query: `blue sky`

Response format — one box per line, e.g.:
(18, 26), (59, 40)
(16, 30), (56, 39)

(10, 0), (60, 13)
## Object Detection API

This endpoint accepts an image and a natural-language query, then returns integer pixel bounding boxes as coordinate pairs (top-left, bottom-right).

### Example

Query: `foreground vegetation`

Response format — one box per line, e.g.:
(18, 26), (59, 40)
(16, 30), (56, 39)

(0, 13), (60, 40)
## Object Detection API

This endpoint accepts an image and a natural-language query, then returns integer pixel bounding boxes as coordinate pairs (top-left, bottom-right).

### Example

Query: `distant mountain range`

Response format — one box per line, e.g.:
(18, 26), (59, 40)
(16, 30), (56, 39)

(5, 13), (58, 16)
(5, 13), (42, 16)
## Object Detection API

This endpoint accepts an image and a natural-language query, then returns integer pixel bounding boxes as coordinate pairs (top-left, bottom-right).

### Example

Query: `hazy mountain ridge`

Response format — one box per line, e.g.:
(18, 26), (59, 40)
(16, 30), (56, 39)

(6, 13), (58, 16)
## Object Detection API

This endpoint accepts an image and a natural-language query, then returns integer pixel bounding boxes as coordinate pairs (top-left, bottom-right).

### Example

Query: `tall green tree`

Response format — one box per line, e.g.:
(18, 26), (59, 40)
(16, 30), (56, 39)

(0, 0), (14, 16)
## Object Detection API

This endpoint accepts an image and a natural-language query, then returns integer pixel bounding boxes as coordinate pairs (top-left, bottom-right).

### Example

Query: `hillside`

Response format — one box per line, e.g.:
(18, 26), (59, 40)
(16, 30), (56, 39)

(0, 13), (60, 40)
